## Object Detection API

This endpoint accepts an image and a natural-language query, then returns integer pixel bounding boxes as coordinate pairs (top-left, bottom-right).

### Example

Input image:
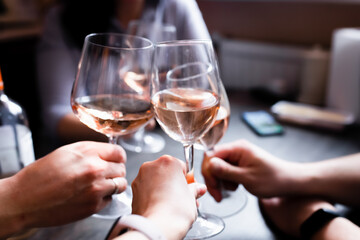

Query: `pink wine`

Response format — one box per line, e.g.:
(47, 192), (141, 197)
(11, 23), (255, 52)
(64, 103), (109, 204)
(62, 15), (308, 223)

(186, 169), (195, 184)
(152, 88), (219, 144)
(72, 94), (153, 136)
(198, 106), (230, 150)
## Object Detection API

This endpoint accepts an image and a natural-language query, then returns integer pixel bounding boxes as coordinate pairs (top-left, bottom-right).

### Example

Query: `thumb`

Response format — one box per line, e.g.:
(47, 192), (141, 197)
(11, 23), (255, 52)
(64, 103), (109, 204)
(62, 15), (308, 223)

(209, 157), (245, 184)
(188, 182), (207, 199)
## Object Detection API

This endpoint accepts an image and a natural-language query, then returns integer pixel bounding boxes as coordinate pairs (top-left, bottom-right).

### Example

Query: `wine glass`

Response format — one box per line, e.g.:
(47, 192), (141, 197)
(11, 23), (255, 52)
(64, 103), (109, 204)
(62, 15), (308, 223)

(71, 33), (154, 218)
(119, 20), (177, 153)
(151, 40), (225, 239)
(196, 81), (248, 218)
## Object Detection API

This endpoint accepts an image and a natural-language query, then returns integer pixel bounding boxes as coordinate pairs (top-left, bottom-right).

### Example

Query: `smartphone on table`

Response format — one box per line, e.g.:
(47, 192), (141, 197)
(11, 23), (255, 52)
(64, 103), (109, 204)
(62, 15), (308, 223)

(241, 110), (284, 136)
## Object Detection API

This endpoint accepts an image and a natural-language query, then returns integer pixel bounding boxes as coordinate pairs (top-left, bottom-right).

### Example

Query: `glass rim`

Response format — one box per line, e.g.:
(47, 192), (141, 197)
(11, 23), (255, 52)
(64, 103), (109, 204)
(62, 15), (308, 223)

(128, 20), (176, 32)
(85, 32), (154, 50)
(156, 39), (213, 47)
(166, 62), (214, 82)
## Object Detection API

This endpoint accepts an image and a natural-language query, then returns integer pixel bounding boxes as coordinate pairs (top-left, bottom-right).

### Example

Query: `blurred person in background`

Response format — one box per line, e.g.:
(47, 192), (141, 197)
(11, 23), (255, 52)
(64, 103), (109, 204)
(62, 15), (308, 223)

(36, 0), (210, 144)
(202, 139), (360, 239)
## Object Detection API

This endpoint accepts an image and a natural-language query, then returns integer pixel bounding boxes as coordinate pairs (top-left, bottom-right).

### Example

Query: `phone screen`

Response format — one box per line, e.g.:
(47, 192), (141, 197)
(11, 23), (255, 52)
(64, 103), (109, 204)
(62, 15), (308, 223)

(242, 111), (284, 136)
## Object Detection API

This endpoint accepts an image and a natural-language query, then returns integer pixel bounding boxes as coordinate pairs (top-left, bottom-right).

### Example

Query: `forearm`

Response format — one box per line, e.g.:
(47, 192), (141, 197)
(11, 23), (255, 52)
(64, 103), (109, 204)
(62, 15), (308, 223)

(145, 212), (190, 240)
(0, 177), (27, 238)
(109, 213), (188, 240)
(290, 154), (360, 206)
(312, 217), (360, 240)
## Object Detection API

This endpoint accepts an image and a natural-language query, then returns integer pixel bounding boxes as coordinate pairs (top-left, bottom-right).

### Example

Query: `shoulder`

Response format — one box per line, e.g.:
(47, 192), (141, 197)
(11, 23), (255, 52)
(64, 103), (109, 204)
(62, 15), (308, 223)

(166, 0), (200, 13)
(39, 5), (67, 48)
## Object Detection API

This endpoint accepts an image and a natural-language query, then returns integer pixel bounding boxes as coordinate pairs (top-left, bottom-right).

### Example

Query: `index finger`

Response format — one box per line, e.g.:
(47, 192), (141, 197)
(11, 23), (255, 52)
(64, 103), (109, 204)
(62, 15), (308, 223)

(212, 140), (251, 165)
(96, 142), (127, 164)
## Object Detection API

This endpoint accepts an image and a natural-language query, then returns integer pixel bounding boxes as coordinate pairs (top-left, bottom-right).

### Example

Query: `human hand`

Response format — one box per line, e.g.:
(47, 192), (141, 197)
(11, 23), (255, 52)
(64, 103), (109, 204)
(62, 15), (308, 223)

(259, 197), (335, 238)
(7, 141), (127, 229)
(201, 139), (300, 202)
(131, 155), (207, 240)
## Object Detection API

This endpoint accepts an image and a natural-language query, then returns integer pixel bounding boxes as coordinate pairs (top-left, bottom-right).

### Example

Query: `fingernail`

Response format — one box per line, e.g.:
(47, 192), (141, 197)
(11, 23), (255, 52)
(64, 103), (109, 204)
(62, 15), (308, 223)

(198, 183), (207, 192)
(197, 183), (207, 197)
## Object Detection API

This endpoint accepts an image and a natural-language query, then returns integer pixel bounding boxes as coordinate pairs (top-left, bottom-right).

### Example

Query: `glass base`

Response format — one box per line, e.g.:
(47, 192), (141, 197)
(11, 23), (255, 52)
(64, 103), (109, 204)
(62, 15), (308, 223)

(92, 186), (132, 219)
(119, 132), (165, 153)
(184, 212), (225, 240)
(199, 185), (248, 218)
(8, 228), (38, 239)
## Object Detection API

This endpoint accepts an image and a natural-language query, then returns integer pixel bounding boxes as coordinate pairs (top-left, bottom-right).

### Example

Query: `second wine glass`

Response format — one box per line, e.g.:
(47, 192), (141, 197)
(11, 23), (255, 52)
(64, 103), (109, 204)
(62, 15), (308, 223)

(119, 20), (177, 153)
(71, 33), (154, 218)
(151, 40), (225, 239)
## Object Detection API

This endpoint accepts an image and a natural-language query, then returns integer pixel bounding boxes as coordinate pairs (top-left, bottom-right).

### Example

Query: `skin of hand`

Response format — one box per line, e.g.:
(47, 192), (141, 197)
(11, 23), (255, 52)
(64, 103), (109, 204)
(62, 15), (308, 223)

(128, 155), (207, 240)
(201, 139), (300, 202)
(0, 141), (127, 238)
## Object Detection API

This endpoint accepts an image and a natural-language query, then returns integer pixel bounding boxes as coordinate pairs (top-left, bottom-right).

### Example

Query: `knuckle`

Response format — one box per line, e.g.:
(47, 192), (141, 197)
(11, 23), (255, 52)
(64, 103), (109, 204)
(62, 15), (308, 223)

(119, 164), (126, 177)
(112, 145), (127, 163)
(113, 163), (126, 177)
(157, 155), (178, 166)
(82, 162), (104, 180)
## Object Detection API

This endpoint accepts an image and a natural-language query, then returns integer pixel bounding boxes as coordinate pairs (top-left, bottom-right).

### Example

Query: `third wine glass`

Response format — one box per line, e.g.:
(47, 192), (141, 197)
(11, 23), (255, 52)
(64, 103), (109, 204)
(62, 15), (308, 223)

(196, 82), (248, 218)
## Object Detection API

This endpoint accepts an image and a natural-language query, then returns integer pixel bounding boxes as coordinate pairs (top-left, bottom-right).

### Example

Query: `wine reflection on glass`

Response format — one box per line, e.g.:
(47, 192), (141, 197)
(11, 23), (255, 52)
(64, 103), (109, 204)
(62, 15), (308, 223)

(119, 20), (177, 153)
(151, 40), (225, 239)
(196, 82), (248, 218)
(71, 33), (154, 219)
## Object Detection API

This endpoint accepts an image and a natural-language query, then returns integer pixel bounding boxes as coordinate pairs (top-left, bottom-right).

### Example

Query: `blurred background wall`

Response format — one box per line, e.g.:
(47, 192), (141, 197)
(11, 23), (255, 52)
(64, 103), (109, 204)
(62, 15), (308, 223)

(2, 0), (360, 155)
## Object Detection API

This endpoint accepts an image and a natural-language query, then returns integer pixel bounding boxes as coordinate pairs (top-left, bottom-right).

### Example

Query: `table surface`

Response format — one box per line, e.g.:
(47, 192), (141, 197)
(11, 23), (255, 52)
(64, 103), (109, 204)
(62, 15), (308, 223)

(21, 91), (360, 240)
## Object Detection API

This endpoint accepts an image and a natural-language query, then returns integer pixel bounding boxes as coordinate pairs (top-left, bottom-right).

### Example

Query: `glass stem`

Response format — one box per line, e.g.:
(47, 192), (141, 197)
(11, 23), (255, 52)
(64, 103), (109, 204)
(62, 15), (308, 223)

(109, 135), (118, 145)
(183, 144), (194, 174)
(134, 126), (146, 145)
(184, 144), (206, 218)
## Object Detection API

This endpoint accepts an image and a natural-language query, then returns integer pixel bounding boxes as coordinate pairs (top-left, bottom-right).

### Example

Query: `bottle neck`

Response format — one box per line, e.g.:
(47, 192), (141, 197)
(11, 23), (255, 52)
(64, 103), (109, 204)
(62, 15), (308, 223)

(0, 82), (4, 96)
(0, 67), (4, 94)
(0, 74), (5, 99)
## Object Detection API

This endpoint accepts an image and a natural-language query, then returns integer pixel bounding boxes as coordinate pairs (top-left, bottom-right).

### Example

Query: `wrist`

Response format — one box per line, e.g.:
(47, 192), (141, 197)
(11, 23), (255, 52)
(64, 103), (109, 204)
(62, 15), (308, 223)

(106, 214), (167, 240)
(288, 162), (319, 196)
(279, 161), (308, 196)
(145, 211), (191, 240)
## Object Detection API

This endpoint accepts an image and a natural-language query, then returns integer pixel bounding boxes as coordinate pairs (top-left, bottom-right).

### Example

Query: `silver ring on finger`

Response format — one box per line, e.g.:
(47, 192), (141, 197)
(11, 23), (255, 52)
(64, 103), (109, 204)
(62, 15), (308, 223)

(111, 178), (120, 195)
